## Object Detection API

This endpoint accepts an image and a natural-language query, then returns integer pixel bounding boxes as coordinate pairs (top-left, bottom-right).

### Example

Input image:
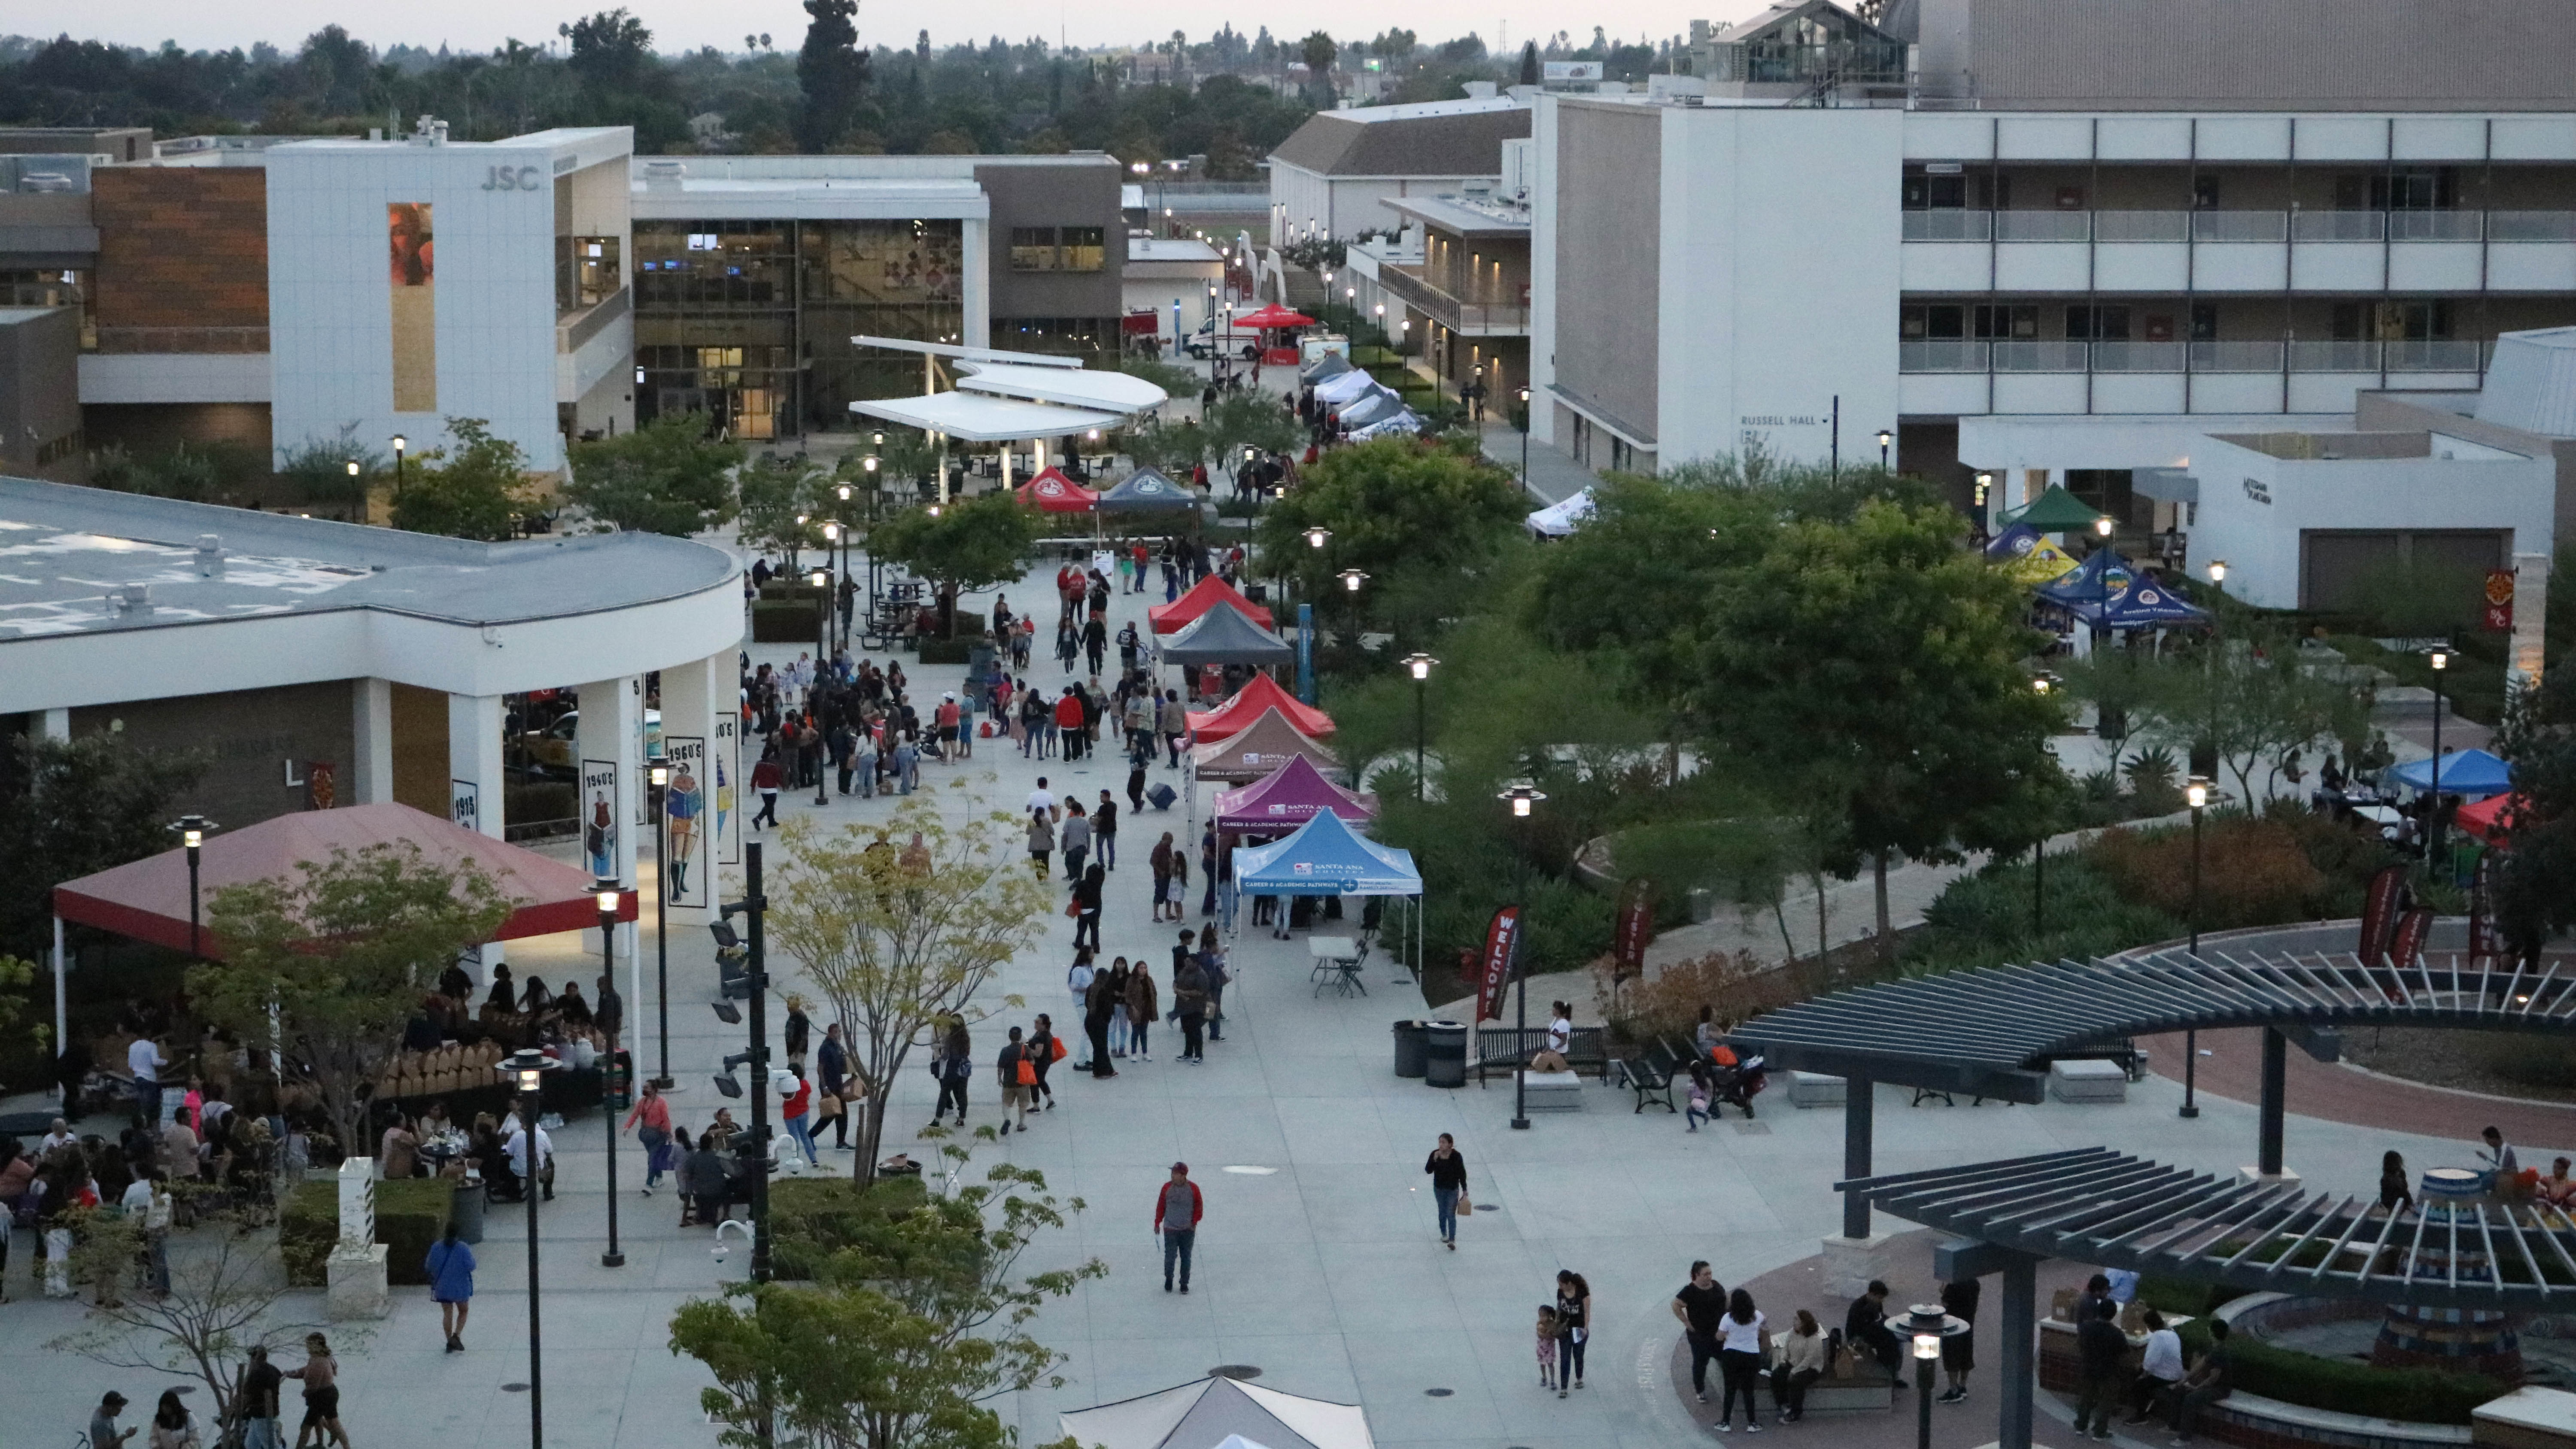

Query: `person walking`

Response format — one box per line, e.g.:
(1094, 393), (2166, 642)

(1158, 690), (1188, 768)
(285, 1333), (347, 1449)
(1938, 1273), (1981, 1403)
(1198, 822), (1218, 917)
(1769, 1309), (1826, 1424)
(1153, 1162), (1202, 1293)
(1424, 1133), (1467, 1249)
(1149, 834), (1176, 923)
(2074, 1296), (2128, 1440)
(782, 996), (812, 1072)
(1084, 961), (1119, 1078)
(424, 1221), (476, 1352)
(624, 1079), (673, 1194)
(1173, 954), (1209, 1063)
(1196, 929), (1229, 1041)
(817, 1024), (853, 1151)
(1060, 802), (1093, 882)
(1094, 791), (1119, 870)
(750, 752), (783, 829)
(1066, 952), (1098, 1069)
(1554, 1270), (1593, 1397)
(996, 1027), (1030, 1135)
(1026, 808), (1056, 879)
(776, 1068), (818, 1166)
(239, 1348), (285, 1449)
(1714, 1287), (1769, 1431)
(1125, 963), (1159, 1062)
(1071, 864), (1104, 953)
(1029, 1015), (1062, 1110)
(932, 1018), (971, 1128)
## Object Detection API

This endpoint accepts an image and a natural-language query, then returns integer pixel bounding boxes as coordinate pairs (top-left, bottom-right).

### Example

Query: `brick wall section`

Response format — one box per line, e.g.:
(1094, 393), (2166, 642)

(90, 167), (269, 330)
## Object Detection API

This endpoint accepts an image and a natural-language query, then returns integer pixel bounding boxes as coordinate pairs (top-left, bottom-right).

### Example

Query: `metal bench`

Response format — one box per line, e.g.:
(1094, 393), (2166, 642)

(1614, 1036), (1689, 1114)
(1473, 1025), (1611, 1086)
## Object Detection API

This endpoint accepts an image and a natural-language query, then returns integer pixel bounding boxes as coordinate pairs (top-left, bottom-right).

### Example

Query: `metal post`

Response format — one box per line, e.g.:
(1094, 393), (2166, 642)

(2183, 798), (2203, 1118)
(1996, 1253), (2037, 1449)
(598, 898), (624, 1269)
(2258, 1027), (2287, 1176)
(1510, 926), (1531, 1131)
(1413, 678), (1426, 802)
(1829, 393), (1841, 482)
(746, 842), (773, 1283)
(1916, 1349), (1934, 1449)
(653, 785), (671, 1088)
(2430, 666), (2446, 868)
(522, 1083), (544, 1449)
(2031, 838), (2044, 939)
(1842, 1077), (1874, 1240)
(185, 846), (202, 958)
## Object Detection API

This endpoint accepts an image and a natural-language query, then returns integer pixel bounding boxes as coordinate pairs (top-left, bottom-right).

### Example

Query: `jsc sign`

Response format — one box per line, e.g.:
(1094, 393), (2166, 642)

(481, 164), (544, 192)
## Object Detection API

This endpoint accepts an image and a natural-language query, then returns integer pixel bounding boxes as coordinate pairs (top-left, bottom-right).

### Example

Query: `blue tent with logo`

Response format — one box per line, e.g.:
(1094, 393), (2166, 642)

(2387, 747), (2514, 800)
(1228, 811), (1423, 977)
(2037, 547), (2139, 608)
(1983, 522), (2041, 561)
(2070, 579), (2213, 628)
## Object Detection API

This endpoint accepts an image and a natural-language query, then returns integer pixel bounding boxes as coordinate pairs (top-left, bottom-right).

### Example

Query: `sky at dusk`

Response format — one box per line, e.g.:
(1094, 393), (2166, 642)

(35, 0), (1746, 59)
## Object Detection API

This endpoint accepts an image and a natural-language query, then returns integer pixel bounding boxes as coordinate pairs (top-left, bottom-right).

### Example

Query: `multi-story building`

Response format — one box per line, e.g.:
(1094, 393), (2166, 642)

(1530, 0), (2576, 553)
(1267, 94), (1530, 244)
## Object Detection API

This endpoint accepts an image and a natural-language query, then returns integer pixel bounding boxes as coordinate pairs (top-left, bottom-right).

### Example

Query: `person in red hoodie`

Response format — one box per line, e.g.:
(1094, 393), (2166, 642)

(1153, 1161), (1203, 1294)
(1054, 687), (1089, 764)
(750, 751), (783, 828)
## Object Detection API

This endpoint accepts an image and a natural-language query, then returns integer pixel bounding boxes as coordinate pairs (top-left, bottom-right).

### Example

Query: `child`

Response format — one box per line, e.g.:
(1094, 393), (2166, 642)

(1166, 854), (1189, 920)
(1536, 1305), (1564, 1387)
(1685, 1067), (1711, 1133)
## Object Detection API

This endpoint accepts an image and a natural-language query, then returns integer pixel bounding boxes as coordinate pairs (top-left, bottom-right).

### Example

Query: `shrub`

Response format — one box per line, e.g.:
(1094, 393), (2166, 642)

(918, 636), (972, 664)
(1906, 850), (2183, 978)
(279, 1176), (456, 1286)
(2084, 817), (2328, 929)
(768, 1173), (971, 1280)
(2123, 747), (2184, 815)
(753, 599), (827, 643)
(1595, 948), (1815, 1044)
(2176, 1315), (2502, 1425)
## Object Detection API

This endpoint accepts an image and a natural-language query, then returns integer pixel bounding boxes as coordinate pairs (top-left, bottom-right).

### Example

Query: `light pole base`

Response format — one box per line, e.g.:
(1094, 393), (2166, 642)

(649, 1076), (676, 1090)
(2178, 1104), (2200, 1118)
(1510, 1118), (1531, 1130)
(601, 1251), (626, 1268)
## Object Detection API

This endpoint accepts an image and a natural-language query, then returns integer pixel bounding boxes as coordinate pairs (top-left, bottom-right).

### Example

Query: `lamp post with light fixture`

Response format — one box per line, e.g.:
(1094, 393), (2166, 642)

(390, 434), (407, 504)
(821, 522), (842, 654)
(1972, 471), (1993, 545)
(809, 570), (831, 805)
(2028, 675), (2057, 938)
(1877, 428), (1893, 469)
(168, 814), (219, 958)
(2429, 647), (2451, 867)
(1498, 785), (1546, 1130)
(649, 763), (672, 1088)
(499, 1047), (562, 1449)
(593, 883), (626, 1267)
(1403, 654), (1437, 800)
(1336, 569), (1366, 653)
(1517, 385), (1532, 482)
(1913, 1326), (1941, 1449)
(2181, 776), (2210, 1118)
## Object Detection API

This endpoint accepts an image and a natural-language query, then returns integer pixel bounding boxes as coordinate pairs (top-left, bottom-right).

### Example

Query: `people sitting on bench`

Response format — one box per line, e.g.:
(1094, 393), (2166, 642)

(1528, 1001), (1575, 1073)
(1844, 1280), (1905, 1386)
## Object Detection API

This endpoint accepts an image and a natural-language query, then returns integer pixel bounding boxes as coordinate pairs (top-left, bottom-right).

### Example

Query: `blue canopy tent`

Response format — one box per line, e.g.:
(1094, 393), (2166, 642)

(2387, 747), (2514, 800)
(1983, 522), (2041, 561)
(1227, 811), (1424, 978)
(2035, 547), (2138, 608)
(2068, 579), (2213, 629)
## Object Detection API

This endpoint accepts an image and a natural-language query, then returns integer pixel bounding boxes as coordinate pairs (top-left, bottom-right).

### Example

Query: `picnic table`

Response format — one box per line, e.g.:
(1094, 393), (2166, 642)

(1310, 935), (1367, 996)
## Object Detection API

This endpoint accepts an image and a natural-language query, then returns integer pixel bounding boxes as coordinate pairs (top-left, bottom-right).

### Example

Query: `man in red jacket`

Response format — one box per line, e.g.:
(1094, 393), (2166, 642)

(1153, 1161), (1202, 1293)
(1054, 687), (1089, 764)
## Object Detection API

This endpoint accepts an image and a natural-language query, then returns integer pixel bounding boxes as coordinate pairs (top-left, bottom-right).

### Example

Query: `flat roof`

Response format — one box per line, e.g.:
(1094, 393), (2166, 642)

(1381, 194), (1529, 237)
(1128, 237), (1225, 262)
(0, 477), (738, 640)
(846, 392), (1133, 442)
(632, 176), (989, 221)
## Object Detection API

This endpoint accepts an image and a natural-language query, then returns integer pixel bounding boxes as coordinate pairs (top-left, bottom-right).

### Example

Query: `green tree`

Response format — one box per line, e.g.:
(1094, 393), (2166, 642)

(565, 410), (745, 536)
(1198, 392), (1303, 486)
(1253, 435), (1523, 614)
(796, 0), (871, 150)
(2134, 634), (2370, 806)
(671, 1152), (1097, 1449)
(391, 418), (533, 541)
(869, 492), (1041, 629)
(1519, 39), (1540, 85)
(0, 734), (206, 962)
(737, 453), (832, 562)
(1300, 31), (1338, 74)
(275, 425), (381, 511)
(1697, 499), (2063, 961)
(2491, 665), (2576, 964)
(764, 799), (1048, 1185)
(190, 843), (513, 1161)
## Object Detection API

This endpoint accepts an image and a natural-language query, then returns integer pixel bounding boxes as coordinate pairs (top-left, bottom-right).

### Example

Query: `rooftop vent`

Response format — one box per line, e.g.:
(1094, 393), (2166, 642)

(116, 582), (151, 614)
(194, 534), (225, 579)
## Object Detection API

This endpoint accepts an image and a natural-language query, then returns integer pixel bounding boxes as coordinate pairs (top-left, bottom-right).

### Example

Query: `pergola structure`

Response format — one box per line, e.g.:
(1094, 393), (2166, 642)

(844, 335), (1168, 498)
(1728, 945), (2576, 1449)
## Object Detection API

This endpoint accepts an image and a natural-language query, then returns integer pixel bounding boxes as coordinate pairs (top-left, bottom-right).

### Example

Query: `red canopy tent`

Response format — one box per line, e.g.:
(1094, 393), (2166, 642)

(1016, 467), (1101, 513)
(1149, 573), (1275, 634)
(1236, 304), (1315, 329)
(1188, 671), (1334, 740)
(52, 802), (638, 958)
(2456, 792), (2528, 844)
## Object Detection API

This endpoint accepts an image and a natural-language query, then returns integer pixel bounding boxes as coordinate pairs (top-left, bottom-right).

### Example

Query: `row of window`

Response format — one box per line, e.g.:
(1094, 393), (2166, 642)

(1902, 299), (2455, 342)
(634, 221), (967, 307)
(1904, 169), (2462, 213)
(1008, 227), (1107, 273)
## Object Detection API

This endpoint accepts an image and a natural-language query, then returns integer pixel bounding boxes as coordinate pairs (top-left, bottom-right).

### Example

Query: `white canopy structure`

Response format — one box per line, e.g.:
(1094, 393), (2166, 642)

(842, 334), (1170, 492)
(954, 361), (1170, 413)
(847, 391), (1132, 443)
(1527, 486), (1597, 537)
(1059, 1379), (1375, 1449)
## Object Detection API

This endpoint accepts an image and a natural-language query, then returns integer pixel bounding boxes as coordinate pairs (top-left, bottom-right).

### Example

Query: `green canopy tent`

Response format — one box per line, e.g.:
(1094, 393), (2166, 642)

(1999, 483), (2114, 532)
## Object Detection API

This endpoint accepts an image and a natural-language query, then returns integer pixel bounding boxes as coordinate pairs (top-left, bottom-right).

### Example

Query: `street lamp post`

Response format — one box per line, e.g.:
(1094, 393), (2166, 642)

(1972, 471), (1992, 546)
(821, 523), (843, 655)
(649, 763), (672, 1088)
(2028, 675), (2056, 938)
(2181, 777), (2209, 1119)
(1336, 569), (1366, 652)
(1403, 654), (1437, 801)
(717, 843), (775, 1284)
(810, 568), (831, 807)
(1913, 1329), (1941, 1449)
(499, 1048), (562, 1449)
(1498, 784), (1546, 1131)
(390, 434), (407, 504)
(1517, 385), (1532, 483)
(594, 884), (626, 1267)
(2429, 647), (2451, 869)
(1876, 428), (1893, 469)
(168, 814), (219, 957)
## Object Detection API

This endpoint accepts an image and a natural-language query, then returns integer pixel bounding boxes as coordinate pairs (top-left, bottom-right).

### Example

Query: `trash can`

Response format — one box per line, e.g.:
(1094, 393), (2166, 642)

(1423, 1020), (1468, 1088)
(450, 1176), (487, 1244)
(1391, 1020), (1429, 1079)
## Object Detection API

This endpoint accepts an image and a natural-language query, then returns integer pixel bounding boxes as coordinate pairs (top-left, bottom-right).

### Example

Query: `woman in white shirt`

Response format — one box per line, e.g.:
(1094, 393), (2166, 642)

(1715, 1287), (1771, 1432)
(1768, 1308), (1827, 1423)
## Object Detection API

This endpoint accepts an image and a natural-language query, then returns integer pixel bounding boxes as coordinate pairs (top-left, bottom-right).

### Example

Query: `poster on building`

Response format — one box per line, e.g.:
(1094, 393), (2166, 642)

(387, 203), (437, 413)
(450, 778), (480, 833)
(2484, 569), (2516, 633)
(661, 735), (708, 908)
(714, 716), (741, 868)
(581, 759), (619, 883)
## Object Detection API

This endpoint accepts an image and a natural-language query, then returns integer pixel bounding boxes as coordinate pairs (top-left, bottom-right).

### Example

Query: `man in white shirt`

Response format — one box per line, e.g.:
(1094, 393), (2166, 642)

(1026, 777), (1059, 822)
(2125, 1308), (2186, 1426)
(128, 1035), (172, 1125)
(504, 1122), (555, 1201)
(39, 1117), (77, 1154)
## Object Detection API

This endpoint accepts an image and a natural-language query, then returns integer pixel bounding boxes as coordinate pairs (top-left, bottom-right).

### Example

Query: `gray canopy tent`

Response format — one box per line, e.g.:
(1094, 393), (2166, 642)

(1059, 1376), (1374, 1449)
(1097, 467), (1201, 514)
(1159, 603), (1294, 667)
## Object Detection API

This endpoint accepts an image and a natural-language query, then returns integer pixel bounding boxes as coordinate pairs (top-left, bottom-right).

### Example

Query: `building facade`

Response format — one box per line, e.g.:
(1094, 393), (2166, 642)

(1267, 97), (1531, 243)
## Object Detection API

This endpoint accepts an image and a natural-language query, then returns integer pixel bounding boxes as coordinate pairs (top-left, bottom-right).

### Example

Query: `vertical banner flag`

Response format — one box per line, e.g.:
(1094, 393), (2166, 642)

(2484, 569), (2516, 633)
(662, 736), (708, 908)
(2389, 907), (2435, 969)
(2469, 850), (2502, 965)
(387, 203), (436, 412)
(2359, 864), (2406, 966)
(581, 759), (620, 882)
(1613, 878), (1655, 980)
(1476, 905), (1524, 1023)
(715, 715), (741, 868)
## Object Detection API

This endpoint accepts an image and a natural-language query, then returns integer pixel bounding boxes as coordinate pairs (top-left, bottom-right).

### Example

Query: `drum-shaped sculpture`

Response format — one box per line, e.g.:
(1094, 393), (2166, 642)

(2370, 1168), (2525, 1382)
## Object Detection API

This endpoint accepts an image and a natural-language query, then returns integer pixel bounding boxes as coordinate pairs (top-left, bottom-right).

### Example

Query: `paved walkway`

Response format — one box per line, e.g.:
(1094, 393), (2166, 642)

(1479, 421), (1597, 506)
(2139, 1025), (2576, 1157)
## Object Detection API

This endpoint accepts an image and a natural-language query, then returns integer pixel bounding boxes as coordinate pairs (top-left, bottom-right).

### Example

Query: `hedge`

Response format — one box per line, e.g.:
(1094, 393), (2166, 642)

(280, 1177), (456, 1288)
(918, 637), (972, 665)
(766, 1173), (937, 1279)
(753, 599), (829, 644)
(2174, 1312), (2502, 1425)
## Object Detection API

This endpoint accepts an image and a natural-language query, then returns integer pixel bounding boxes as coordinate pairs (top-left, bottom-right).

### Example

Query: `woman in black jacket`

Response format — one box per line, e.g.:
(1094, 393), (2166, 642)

(1425, 1133), (1468, 1249)
(1072, 865), (1104, 952)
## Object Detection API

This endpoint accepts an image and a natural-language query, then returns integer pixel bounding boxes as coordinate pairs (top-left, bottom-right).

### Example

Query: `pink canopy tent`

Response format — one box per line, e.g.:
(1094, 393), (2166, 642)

(1188, 672), (1334, 741)
(1149, 574), (1275, 634)
(1212, 754), (1377, 834)
(52, 802), (638, 959)
(1189, 707), (1343, 784)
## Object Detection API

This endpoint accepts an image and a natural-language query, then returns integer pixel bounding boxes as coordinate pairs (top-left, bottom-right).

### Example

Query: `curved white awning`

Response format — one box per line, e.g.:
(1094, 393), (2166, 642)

(954, 361), (1168, 413)
(847, 392), (1132, 443)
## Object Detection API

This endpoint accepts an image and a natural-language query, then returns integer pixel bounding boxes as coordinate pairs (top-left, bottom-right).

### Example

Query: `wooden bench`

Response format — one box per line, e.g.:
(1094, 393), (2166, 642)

(1473, 1026), (1611, 1086)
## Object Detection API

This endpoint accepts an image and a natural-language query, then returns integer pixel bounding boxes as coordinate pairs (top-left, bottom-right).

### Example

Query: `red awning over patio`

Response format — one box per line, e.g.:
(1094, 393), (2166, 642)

(52, 802), (638, 959)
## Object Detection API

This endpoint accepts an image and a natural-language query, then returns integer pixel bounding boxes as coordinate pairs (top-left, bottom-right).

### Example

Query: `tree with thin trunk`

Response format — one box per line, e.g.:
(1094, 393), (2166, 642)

(190, 843), (514, 1164)
(765, 792), (1049, 1186)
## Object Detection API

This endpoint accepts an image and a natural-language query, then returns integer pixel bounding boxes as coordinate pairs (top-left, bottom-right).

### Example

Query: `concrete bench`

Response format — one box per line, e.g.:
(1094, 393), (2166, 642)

(1802, 1375), (1897, 1414)
(1519, 1070), (1586, 1111)
(2478, 1385), (2576, 1447)
(2049, 1057), (2129, 1104)
(1789, 1072), (1847, 1108)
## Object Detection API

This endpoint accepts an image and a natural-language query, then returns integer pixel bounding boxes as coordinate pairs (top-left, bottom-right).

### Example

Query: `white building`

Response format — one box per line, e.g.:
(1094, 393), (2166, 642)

(1267, 96), (1530, 244)
(1122, 237), (1226, 346)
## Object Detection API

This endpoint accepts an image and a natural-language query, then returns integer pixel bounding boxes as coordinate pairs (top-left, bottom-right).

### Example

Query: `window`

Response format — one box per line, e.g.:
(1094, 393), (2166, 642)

(1011, 227), (1060, 270)
(1900, 303), (1965, 339)
(2335, 170), (2457, 211)
(556, 234), (623, 312)
(2332, 299), (2452, 341)
(1974, 304), (2037, 340)
(2190, 302), (2219, 342)
(1902, 173), (1967, 210)
(2192, 175), (2221, 211)
(2066, 305), (2130, 341)
(1059, 227), (1106, 272)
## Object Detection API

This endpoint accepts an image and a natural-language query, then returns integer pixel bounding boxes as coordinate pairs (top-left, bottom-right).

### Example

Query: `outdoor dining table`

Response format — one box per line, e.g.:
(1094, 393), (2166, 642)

(1309, 935), (1366, 997)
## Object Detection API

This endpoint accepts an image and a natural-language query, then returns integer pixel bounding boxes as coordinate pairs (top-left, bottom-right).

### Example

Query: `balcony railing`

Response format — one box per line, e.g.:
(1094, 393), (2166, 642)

(1376, 264), (1529, 333)
(1903, 208), (2576, 245)
(91, 325), (269, 354)
(1903, 337), (2493, 374)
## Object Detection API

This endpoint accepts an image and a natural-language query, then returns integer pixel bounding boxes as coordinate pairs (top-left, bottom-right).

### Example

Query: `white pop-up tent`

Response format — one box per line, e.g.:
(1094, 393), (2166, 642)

(1059, 1379), (1375, 1449)
(1526, 486), (1596, 537)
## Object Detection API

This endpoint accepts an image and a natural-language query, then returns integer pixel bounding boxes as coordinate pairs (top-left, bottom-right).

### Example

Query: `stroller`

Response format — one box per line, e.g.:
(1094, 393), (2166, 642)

(1704, 1048), (1769, 1119)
